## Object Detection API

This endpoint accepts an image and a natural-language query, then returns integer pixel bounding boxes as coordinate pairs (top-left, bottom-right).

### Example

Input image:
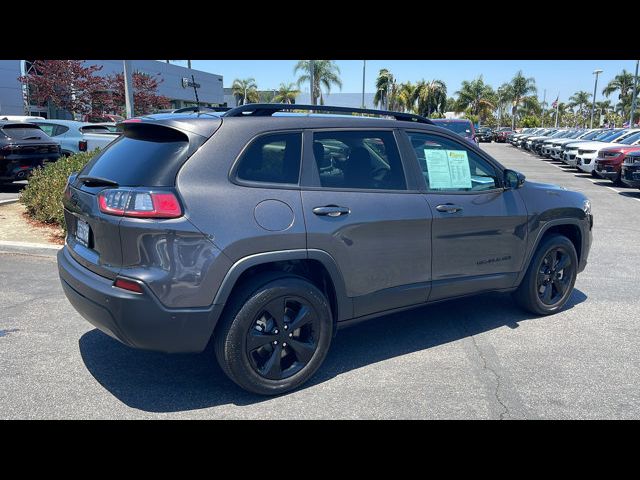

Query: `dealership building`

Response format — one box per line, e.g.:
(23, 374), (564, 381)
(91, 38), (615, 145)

(0, 60), (225, 118)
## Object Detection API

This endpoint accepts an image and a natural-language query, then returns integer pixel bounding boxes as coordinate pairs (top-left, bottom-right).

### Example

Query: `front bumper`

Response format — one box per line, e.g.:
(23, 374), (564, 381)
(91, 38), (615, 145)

(622, 165), (640, 188)
(57, 246), (223, 353)
(577, 154), (597, 173)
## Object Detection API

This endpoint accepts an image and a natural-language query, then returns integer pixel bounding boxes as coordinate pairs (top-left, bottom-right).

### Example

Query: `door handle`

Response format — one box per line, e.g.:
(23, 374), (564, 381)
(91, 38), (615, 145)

(435, 203), (463, 213)
(313, 205), (350, 217)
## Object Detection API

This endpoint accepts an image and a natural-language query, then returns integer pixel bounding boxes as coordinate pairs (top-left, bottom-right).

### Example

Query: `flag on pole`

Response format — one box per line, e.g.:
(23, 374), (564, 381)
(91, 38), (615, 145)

(551, 97), (558, 109)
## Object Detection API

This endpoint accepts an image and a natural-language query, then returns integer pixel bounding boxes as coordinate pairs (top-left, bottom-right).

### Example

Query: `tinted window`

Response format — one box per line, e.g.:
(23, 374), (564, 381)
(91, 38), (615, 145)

(620, 131), (640, 144)
(236, 132), (302, 185)
(36, 123), (56, 136)
(433, 121), (472, 137)
(311, 130), (406, 190)
(80, 125), (112, 134)
(54, 125), (69, 136)
(0, 125), (49, 140)
(80, 125), (192, 187)
(407, 131), (499, 192)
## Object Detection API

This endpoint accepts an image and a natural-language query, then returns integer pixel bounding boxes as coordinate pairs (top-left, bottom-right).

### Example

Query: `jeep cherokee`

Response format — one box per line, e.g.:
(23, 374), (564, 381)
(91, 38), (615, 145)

(58, 104), (593, 395)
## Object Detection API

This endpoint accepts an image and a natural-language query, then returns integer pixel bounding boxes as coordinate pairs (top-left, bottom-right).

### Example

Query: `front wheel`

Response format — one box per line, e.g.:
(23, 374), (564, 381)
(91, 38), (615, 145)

(514, 234), (578, 315)
(214, 274), (333, 395)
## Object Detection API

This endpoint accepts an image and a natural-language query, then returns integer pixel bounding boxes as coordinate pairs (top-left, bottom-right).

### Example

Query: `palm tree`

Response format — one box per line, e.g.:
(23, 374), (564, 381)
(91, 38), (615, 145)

(397, 82), (416, 113)
(413, 79), (447, 116)
(595, 99), (612, 122)
(294, 60), (342, 106)
(509, 70), (537, 129)
(272, 83), (299, 104)
(231, 78), (259, 105)
(374, 69), (394, 110)
(603, 70), (635, 117)
(569, 91), (592, 127)
(495, 83), (513, 129)
(387, 81), (402, 111)
(454, 76), (495, 123)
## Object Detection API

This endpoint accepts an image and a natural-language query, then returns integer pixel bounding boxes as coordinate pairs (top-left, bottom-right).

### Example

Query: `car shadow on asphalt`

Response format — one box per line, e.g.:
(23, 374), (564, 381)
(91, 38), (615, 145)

(0, 182), (26, 194)
(79, 289), (587, 413)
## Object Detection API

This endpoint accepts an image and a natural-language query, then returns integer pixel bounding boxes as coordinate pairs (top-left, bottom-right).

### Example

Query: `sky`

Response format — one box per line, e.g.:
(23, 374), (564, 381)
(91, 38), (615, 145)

(181, 60), (638, 105)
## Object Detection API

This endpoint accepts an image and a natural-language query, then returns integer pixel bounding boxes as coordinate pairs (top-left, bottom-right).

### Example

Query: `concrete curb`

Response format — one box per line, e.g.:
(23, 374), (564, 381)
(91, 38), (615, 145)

(0, 240), (62, 258)
(0, 199), (20, 206)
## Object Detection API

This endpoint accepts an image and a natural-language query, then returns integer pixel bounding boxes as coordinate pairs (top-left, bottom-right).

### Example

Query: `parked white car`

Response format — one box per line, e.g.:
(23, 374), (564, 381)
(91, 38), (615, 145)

(563, 129), (628, 166)
(576, 129), (640, 174)
(30, 119), (119, 156)
(548, 129), (602, 160)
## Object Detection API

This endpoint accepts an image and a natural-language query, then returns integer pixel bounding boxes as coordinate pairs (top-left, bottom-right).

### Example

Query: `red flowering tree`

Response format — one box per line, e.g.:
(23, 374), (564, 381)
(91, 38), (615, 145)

(106, 72), (171, 116)
(18, 60), (107, 117)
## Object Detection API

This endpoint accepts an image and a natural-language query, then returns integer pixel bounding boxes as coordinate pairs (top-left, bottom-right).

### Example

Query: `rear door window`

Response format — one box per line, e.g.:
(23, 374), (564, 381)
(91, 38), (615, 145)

(311, 130), (406, 190)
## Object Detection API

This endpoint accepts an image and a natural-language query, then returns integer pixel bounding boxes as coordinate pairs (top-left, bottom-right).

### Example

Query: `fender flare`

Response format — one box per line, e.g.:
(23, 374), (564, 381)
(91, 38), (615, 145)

(212, 249), (352, 321)
(516, 218), (585, 285)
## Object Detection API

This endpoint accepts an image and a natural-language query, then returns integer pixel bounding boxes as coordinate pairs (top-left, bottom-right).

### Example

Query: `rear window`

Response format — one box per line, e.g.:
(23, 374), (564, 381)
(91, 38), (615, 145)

(79, 124), (192, 187)
(80, 125), (113, 134)
(0, 125), (49, 140)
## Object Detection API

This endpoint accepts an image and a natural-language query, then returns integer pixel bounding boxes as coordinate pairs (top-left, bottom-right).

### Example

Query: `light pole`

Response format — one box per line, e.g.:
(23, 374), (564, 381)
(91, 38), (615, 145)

(541, 89), (546, 128)
(361, 60), (366, 109)
(123, 60), (135, 118)
(590, 69), (603, 128)
(629, 60), (639, 128)
(309, 60), (315, 106)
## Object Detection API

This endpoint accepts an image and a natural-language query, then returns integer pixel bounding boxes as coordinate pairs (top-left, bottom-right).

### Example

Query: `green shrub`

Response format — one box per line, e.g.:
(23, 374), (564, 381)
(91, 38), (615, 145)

(20, 150), (98, 232)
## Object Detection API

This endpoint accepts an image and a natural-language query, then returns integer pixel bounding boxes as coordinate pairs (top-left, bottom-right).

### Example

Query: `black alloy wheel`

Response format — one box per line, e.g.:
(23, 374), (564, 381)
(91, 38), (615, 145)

(536, 247), (574, 306)
(246, 296), (320, 380)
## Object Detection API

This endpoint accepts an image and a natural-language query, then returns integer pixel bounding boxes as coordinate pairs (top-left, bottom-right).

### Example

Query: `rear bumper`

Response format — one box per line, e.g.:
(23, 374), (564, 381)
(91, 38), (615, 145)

(57, 246), (223, 353)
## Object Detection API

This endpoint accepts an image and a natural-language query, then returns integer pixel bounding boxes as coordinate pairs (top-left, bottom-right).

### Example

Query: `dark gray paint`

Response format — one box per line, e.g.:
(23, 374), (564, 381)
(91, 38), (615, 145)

(57, 112), (593, 353)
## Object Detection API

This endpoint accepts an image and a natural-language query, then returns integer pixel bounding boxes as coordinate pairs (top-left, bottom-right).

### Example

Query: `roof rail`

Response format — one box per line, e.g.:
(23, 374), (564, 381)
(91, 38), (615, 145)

(173, 106), (231, 113)
(223, 103), (434, 125)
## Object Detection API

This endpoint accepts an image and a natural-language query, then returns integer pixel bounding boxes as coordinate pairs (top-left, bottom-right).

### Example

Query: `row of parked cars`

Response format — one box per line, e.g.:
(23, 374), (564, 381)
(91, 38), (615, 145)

(0, 116), (120, 183)
(507, 126), (640, 189)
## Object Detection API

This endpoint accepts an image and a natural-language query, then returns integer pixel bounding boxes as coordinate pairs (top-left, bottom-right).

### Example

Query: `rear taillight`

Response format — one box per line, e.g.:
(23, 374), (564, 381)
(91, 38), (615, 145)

(78, 140), (88, 152)
(114, 277), (144, 293)
(97, 188), (182, 218)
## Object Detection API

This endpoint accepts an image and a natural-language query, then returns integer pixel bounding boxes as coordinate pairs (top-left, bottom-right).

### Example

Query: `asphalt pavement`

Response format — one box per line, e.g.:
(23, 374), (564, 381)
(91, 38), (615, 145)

(0, 181), (26, 204)
(1, 143), (639, 419)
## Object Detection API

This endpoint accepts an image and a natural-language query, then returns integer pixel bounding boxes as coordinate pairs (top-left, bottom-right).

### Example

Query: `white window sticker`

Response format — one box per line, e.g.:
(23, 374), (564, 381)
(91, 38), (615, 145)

(424, 149), (472, 189)
(424, 149), (452, 189)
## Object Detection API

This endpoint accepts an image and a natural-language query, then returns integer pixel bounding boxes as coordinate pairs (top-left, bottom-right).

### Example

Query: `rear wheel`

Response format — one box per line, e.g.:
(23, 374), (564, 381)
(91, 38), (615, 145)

(514, 234), (578, 315)
(214, 274), (333, 395)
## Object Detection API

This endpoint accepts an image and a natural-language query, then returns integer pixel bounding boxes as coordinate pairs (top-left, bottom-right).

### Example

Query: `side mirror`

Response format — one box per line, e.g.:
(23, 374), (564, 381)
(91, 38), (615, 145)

(504, 169), (525, 189)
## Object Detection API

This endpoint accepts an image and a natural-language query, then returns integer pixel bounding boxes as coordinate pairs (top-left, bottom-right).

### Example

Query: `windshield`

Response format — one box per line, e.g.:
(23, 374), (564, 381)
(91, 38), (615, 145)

(581, 130), (603, 140)
(618, 131), (640, 145)
(601, 130), (628, 142)
(567, 130), (583, 138)
(433, 121), (472, 137)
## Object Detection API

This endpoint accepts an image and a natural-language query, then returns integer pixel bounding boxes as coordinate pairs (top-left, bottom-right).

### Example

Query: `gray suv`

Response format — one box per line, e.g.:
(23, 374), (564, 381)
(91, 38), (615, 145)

(57, 104), (593, 395)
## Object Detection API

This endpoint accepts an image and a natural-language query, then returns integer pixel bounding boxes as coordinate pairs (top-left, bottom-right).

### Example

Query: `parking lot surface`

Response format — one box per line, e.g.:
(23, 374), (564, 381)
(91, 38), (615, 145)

(1, 143), (639, 419)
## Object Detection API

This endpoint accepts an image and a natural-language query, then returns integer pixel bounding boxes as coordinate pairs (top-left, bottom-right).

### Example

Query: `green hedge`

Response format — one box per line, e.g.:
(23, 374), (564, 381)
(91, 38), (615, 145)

(21, 150), (97, 232)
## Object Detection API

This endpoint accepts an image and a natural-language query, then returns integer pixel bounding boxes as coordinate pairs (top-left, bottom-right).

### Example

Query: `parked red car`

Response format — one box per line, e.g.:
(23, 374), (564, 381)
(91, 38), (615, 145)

(494, 128), (514, 143)
(594, 145), (640, 185)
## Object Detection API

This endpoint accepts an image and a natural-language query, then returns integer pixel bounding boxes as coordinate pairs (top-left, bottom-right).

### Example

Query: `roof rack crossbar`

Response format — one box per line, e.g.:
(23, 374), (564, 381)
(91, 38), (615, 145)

(223, 103), (434, 125)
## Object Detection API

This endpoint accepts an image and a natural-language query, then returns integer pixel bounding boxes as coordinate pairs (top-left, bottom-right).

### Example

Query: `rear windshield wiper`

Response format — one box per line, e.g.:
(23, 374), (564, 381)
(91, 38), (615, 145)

(77, 175), (119, 187)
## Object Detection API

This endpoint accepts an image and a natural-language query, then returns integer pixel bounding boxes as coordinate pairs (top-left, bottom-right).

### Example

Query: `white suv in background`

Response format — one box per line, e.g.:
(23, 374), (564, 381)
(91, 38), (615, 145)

(30, 119), (120, 156)
(576, 129), (640, 174)
(563, 129), (625, 166)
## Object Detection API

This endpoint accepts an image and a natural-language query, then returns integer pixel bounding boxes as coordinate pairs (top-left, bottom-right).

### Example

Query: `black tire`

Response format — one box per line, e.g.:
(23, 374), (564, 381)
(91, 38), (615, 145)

(514, 234), (578, 315)
(214, 273), (333, 395)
